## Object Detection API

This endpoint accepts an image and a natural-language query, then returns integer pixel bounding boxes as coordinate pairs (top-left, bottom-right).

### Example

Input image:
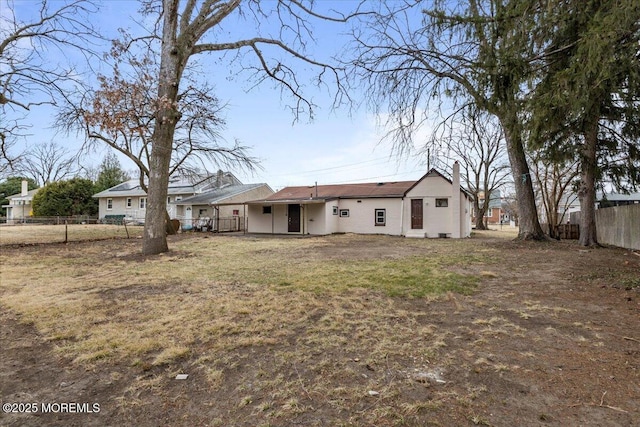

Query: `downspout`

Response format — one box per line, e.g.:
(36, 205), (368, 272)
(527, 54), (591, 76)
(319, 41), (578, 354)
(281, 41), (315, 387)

(271, 204), (274, 235)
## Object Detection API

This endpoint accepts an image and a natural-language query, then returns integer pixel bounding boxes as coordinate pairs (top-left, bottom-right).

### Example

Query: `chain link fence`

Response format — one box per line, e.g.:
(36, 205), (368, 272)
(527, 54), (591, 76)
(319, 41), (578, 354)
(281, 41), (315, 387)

(0, 216), (143, 245)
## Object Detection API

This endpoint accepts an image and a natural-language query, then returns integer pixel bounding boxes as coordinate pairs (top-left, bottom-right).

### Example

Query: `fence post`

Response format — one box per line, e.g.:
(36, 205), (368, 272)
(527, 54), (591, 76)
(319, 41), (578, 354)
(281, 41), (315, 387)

(64, 220), (68, 243)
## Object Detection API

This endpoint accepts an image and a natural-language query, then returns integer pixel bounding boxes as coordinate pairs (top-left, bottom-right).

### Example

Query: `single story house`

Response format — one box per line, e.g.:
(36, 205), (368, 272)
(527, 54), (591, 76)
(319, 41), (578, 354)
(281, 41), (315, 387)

(171, 183), (274, 231)
(246, 163), (472, 238)
(2, 180), (40, 223)
(93, 170), (247, 223)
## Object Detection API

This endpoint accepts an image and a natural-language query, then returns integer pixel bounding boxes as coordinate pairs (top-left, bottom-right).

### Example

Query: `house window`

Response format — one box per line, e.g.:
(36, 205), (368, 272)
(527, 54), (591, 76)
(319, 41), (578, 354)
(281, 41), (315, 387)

(435, 198), (448, 207)
(176, 196), (182, 202)
(375, 209), (386, 226)
(486, 208), (493, 217)
(126, 198), (132, 208)
(167, 196), (171, 204)
(199, 209), (207, 216)
(106, 198), (113, 210)
(232, 209), (239, 216)
(263, 206), (272, 214)
(332, 206), (339, 215)
(140, 197), (146, 209)
(339, 209), (350, 217)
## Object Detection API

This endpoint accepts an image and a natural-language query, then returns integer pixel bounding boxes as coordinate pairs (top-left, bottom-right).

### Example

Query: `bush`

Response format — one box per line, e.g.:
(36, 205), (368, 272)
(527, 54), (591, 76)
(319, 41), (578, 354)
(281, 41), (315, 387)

(32, 178), (98, 216)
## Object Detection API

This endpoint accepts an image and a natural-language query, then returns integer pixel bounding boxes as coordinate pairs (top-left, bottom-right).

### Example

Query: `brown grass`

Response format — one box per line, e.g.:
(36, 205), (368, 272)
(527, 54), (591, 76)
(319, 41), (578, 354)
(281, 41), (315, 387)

(0, 234), (483, 367)
(0, 233), (489, 425)
(0, 223), (143, 245)
(2, 231), (639, 426)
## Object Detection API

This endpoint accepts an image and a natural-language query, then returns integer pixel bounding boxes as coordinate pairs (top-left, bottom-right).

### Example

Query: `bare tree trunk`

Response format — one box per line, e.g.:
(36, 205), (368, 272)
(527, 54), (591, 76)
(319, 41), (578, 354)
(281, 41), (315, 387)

(143, 125), (174, 254)
(578, 122), (599, 247)
(142, 0), (182, 255)
(501, 120), (546, 240)
(474, 198), (487, 230)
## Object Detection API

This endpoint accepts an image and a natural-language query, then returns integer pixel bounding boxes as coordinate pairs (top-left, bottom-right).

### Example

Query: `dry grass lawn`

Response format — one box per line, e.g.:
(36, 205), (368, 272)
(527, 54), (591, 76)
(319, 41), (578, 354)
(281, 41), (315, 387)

(0, 231), (638, 426)
(0, 224), (143, 245)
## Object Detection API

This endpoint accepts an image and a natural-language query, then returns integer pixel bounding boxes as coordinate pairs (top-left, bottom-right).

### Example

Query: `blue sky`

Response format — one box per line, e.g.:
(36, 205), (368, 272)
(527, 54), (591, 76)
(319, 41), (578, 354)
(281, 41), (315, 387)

(4, 0), (431, 189)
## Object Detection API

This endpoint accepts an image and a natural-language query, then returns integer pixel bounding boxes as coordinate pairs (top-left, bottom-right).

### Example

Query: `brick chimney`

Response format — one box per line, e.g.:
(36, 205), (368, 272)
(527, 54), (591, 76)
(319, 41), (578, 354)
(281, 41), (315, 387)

(215, 169), (224, 187)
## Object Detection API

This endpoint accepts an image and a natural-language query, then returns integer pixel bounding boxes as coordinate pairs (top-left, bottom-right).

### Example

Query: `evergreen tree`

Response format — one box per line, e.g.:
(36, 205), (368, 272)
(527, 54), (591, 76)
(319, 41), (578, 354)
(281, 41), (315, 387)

(94, 153), (130, 193)
(32, 178), (98, 216)
(529, 0), (640, 246)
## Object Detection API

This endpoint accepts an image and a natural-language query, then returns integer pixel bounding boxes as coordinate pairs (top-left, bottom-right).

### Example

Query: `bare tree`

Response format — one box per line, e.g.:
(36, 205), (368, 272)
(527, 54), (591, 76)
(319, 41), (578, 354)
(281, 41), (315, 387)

(348, 0), (547, 240)
(0, 116), (21, 177)
(60, 39), (257, 197)
(0, 0), (101, 146)
(529, 155), (579, 238)
(428, 107), (510, 230)
(19, 141), (76, 185)
(111, 0), (366, 255)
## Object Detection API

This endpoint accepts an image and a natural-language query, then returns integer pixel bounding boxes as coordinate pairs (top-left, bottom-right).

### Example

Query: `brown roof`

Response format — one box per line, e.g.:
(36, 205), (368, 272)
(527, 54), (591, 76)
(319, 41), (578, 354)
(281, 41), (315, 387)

(262, 181), (416, 202)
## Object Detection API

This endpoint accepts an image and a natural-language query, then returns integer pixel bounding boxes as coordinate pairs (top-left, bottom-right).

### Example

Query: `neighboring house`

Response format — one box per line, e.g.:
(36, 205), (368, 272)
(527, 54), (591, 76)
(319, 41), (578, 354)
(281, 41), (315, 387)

(93, 170), (245, 223)
(473, 190), (506, 225)
(597, 192), (640, 208)
(536, 191), (580, 226)
(2, 180), (39, 223)
(246, 164), (472, 238)
(172, 183), (274, 231)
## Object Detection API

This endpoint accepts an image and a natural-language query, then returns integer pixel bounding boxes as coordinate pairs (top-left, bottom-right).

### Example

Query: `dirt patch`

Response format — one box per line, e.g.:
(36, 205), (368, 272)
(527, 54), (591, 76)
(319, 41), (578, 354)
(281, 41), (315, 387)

(1, 232), (639, 426)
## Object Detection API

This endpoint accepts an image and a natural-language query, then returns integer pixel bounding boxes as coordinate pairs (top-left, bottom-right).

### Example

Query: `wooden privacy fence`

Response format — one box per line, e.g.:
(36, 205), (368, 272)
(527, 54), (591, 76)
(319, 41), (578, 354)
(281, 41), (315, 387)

(595, 204), (640, 250)
(554, 224), (580, 240)
(541, 223), (580, 239)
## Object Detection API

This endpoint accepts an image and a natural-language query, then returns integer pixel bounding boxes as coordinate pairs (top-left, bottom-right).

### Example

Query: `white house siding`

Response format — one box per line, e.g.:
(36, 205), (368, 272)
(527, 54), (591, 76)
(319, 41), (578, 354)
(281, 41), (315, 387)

(5, 201), (32, 221)
(247, 204), (274, 233)
(459, 192), (472, 238)
(272, 204), (290, 234)
(334, 198), (403, 235)
(248, 199), (403, 236)
(324, 202), (339, 233)
(306, 203), (326, 234)
(247, 203), (298, 234)
(4, 188), (39, 222)
(98, 193), (212, 221)
(403, 175), (471, 238)
(247, 204), (292, 234)
(98, 195), (151, 220)
(102, 197), (126, 217)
